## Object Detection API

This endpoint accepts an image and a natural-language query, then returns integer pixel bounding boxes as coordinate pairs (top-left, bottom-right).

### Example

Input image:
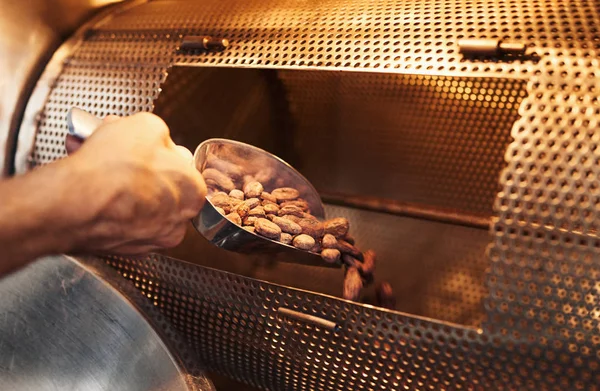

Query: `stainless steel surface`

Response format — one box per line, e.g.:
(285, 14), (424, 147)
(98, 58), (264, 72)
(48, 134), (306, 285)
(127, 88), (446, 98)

(11, 0), (600, 389)
(277, 307), (339, 331)
(194, 138), (334, 268)
(104, 251), (597, 390)
(0, 0), (125, 176)
(485, 55), (600, 362)
(0, 255), (214, 391)
(11, 0), (147, 175)
(154, 66), (524, 220)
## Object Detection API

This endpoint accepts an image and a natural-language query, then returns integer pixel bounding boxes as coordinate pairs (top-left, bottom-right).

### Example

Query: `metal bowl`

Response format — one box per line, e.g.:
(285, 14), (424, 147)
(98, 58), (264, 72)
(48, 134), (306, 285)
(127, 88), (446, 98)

(0, 255), (214, 391)
(192, 138), (338, 268)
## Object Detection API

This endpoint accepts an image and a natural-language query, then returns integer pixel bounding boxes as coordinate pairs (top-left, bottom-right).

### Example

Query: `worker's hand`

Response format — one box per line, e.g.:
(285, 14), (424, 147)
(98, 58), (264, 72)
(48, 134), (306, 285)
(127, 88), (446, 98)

(65, 112), (206, 254)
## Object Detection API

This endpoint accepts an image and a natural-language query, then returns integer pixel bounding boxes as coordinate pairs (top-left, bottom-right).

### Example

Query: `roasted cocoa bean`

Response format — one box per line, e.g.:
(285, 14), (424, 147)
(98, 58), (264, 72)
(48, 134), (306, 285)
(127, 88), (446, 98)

(343, 267), (363, 301)
(297, 218), (324, 238)
(248, 206), (266, 218)
(243, 216), (258, 226)
(322, 234), (338, 249)
(260, 191), (278, 204)
(281, 214), (302, 223)
(360, 250), (376, 277)
(202, 168), (235, 192)
(278, 205), (304, 217)
(229, 197), (243, 208)
(210, 193), (234, 213)
(229, 189), (245, 200)
(324, 217), (350, 239)
(279, 233), (293, 245)
(270, 216), (302, 235)
(310, 241), (322, 253)
(344, 234), (356, 245)
(244, 198), (261, 209)
(272, 187), (300, 202)
(321, 249), (341, 264)
(226, 212), (242, 225)
(280, 199), (309, 211)
(292, 234), (315, 250)
(337, 239), (364, 261)
(254, 218), (281, 240)
(204, 168), (383, 306)
(236, 203), (250, 219)
(263, 203), (280, 215)
(341, 254), (362, 269)
(206, 187), (223, 197)
(243, 181), (264, 199)
(375, 282), (396, 310)
(323, 234), (363, 260)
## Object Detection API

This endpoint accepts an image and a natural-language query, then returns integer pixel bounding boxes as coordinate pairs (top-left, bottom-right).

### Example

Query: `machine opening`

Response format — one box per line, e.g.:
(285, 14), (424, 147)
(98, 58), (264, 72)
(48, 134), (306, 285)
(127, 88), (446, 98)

(155, 65), (528, 328)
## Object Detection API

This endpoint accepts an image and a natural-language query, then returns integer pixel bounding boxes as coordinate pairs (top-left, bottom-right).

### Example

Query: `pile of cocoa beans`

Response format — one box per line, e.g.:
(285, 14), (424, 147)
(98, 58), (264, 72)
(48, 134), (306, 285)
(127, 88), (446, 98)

(202, 161), (395, 310)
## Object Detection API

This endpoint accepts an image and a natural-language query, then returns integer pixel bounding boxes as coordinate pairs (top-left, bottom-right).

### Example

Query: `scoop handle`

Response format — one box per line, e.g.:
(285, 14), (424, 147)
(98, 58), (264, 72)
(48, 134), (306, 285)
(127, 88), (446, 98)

(67, 107), (103, 139)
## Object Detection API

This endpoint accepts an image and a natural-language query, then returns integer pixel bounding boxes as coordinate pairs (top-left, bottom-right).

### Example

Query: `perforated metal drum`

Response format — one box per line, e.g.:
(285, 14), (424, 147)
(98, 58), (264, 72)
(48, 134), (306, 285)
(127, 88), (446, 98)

(10, 0), (600, 389)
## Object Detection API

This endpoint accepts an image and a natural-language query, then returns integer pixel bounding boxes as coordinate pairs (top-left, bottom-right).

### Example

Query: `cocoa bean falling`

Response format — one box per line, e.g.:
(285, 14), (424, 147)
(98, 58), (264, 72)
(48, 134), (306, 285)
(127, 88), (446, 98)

(203, 157), (394, 307)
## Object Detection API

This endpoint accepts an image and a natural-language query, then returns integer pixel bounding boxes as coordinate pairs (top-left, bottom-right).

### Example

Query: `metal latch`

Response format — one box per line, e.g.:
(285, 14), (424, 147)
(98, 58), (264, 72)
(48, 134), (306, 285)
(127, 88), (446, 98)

(458, 38), (526, 57)
(179, 35), (229, 52)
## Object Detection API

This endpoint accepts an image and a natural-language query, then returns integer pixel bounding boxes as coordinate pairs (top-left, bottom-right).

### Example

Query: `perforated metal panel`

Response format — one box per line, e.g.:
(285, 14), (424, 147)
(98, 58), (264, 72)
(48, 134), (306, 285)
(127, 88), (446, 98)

(277, 71), (526, 216)
(102, 252), (597, 390)
(17, 0), (600, 390)
(486, 54), (600, 371)
(32, 63), (166, 165)
(152, 66), (525, 218)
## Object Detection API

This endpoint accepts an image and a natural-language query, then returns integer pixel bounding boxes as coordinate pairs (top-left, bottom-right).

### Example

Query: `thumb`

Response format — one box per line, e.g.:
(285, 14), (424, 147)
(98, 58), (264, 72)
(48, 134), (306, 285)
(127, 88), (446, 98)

(66, 114), (119, 155)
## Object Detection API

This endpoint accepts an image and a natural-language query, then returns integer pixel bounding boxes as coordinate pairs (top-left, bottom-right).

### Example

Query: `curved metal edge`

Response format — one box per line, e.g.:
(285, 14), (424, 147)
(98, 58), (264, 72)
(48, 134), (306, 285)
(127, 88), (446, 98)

(0, 254), (197, 391)
(192, 198), (340, 268)
(73, 255), (216, 391)
(11, 0), (149, 176)
(192, 138), (342, 268)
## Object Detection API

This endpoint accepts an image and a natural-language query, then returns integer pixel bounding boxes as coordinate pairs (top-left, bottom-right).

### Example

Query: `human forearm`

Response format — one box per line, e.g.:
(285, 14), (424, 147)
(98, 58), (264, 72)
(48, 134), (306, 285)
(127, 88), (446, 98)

(0, 112), (205, 277)
(0, 157), (100, 275)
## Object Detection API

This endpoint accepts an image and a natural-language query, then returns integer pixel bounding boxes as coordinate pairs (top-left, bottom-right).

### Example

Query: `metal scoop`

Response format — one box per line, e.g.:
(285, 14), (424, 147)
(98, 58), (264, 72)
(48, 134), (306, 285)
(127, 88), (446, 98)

(66, 108), (337, 268)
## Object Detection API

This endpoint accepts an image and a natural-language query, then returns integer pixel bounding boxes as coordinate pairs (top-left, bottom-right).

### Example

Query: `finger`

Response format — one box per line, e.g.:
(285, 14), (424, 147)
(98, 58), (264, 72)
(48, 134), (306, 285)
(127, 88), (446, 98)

(103, 114), (120, 123)
(174, 145), (194, 163)
(154, 147), (207, 217)
(130, 112), (171, 145)
(65, 134), (84, 155)
(111, 243), (162, 255)
(156, 223), (188, 248)
(179, 173), (207, 218)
